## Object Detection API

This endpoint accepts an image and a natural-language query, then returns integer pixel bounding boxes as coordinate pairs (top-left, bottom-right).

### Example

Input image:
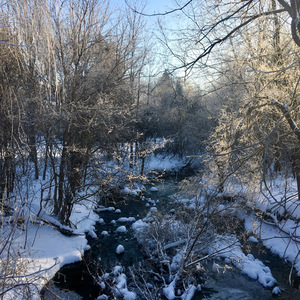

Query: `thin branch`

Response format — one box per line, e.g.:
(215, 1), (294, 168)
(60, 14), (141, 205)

(0, 41), (30, 47)
(272, 100), (300, 140)
(0, 261), (58, 281)
(181, 8), (286, 70)
(248, 58), (300, 74)
(125, 0), (193, 17)
(196, 0), (255, 45)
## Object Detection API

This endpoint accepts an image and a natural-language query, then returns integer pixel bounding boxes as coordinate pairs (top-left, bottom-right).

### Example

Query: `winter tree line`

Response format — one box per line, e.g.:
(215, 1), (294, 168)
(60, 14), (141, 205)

(2, 0), (300, 297)
(0, 0), (212, 227)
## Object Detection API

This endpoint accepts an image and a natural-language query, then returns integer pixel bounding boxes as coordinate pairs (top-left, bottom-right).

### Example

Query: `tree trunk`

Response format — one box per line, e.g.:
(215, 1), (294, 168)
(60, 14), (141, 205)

(48, 141), (59, 215)
(29, 128), (39, 180)
(140, 155), (145, 177)
(57, 129), (69, 217)
(129, 141), (134, 169)
(292, 149), (300, 202)
(43, 142), (48, 181)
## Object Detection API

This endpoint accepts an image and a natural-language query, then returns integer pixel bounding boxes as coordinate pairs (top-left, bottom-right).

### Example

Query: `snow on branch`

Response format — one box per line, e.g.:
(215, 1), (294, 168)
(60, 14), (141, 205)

(248, 58), (300, 74)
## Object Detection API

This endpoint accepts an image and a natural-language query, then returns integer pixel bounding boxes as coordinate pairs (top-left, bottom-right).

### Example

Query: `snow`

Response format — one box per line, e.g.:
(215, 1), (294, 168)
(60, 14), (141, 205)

(114, 273), (136, 299)
(117, 217), (136, 222)
(88, 228), (97, 238)
(163, 285), (176, 299)
(272, 286), (281, 295)
(99, 281), (106, 289)
(3, 222), (89, 299)
(116, 245), (125, 254)
(98, 265), (136, 299)
(0, 173), (100, 299)
(171, 252), (183, 271)
(96, 206), (115, 212)
(1, 151), (196, 299)
(116, 225), (127, 233)
(149, 186), (159, 192)
(98, 218), (105, 225)
(121, 289), (137, 300)
(242, 258), (276, 287)
(181, 285), (197, 300)
(248, 236), (259, 243)
(163, 276), (177, 299)
(131, 219), (147, 232)
(69, 201), (100, 235)
(208, 235), (277, 288)
(97, 295), (109, 300)
(244, 214), (300, 276)
(196, 172), (300, 290)
(113, 265), (123, 275)
(5, 150), (299, 299)
(121, 186), (131, 194)
(145, 154), (187, 173)
(121, 186), (143, 196)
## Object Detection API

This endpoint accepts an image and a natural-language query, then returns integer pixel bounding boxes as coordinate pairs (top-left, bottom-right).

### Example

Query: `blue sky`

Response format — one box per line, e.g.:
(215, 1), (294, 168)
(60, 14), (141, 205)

(110, 0), (191, 78)
(112, 0), (178, 15)
(142, 0), (178, 14)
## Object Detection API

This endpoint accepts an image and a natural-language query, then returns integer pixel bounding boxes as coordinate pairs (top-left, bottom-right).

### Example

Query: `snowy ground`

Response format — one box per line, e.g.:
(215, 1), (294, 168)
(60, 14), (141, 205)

(242, 178), (300, 276)
(144, 153), (188, 173)
(1, 184), (100, 299)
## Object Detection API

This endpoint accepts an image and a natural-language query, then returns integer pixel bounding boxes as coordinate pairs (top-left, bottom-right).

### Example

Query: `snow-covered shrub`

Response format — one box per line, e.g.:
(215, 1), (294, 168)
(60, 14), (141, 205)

(97, 265), (136, 299)
(132, 211), (187, 259)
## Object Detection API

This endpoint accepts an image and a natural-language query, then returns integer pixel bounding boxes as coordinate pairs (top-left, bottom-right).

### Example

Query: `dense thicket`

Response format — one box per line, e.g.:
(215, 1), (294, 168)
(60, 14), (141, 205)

(0, 0), (211, 227)
(158, 0), (300, 204)
(137, 71), (213, 157)
(0, 0), (148, 225)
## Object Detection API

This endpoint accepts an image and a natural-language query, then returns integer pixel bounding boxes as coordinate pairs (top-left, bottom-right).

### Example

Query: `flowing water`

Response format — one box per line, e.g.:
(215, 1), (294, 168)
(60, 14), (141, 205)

(41, 176), (300, 300)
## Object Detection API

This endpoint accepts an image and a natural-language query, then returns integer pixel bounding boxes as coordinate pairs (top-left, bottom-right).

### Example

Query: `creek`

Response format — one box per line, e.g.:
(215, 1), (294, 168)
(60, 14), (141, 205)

(41, 175), (300, 300)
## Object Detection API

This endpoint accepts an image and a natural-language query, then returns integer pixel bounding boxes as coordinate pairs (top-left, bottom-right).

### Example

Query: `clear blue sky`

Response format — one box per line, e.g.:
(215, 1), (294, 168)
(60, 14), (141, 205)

(142, 0), (178, 15)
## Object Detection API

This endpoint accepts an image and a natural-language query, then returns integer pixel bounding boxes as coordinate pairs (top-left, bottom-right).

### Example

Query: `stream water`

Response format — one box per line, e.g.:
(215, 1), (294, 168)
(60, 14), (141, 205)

(41, 176), (300, 300)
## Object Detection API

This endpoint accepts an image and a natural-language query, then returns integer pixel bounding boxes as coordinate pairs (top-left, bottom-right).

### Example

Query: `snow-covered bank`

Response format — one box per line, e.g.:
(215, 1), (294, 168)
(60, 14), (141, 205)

(241, 177), (300, 276)
(208, 235), (277, 288)
(1, 194), (99, 299)
(244, 214), (300, 276)
(144, 154), (189, 173)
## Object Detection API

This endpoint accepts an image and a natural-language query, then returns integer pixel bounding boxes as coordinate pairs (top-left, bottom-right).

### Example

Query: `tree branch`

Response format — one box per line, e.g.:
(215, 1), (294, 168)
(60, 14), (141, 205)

(277, 0), (292, 15)
(271, 100), (300, 141)
(182, 8), (286, 70)
(248, 58), (300, 74)
(125, 0), (193, 17)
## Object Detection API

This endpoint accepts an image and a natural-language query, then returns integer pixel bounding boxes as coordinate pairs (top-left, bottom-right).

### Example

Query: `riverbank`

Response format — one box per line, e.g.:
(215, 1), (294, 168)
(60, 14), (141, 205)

(2, 195), (100, 299)
(1, 154), (190, 299)
(43, 175), (300, 300)
(4, 153), (300, 300)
